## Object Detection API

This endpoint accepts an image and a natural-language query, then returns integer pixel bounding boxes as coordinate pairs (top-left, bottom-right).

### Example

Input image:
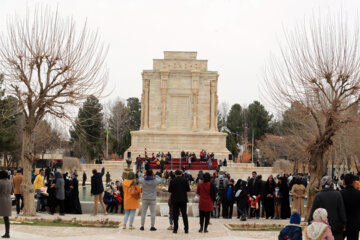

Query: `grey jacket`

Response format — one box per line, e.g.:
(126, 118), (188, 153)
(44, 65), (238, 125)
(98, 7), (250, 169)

(55, 178), (65, 200)
(0, 179), (12, 217)
(139, 175), (162, 200)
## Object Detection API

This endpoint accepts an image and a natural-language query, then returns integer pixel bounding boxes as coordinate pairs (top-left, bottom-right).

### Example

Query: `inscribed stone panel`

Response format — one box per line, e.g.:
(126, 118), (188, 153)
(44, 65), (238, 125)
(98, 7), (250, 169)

(167, 95), (192, 129)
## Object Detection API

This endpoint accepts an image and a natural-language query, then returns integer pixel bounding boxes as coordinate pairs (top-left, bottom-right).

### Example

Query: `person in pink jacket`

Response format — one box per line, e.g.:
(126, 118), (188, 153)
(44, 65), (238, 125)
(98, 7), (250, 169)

(305, 208), (334, 240)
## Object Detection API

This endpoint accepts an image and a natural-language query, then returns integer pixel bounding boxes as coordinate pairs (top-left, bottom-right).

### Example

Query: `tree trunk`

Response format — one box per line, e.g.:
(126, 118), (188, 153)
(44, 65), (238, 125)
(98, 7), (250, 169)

(20, 129), (36, 216)
(305, 151), (324, 221)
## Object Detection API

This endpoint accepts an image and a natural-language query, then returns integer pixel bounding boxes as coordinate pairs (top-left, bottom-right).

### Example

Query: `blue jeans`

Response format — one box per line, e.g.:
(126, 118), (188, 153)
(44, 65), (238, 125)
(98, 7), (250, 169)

(36, 189), (42, 211)
(124, 209), (136, 225)
(169, 215), (173, 225)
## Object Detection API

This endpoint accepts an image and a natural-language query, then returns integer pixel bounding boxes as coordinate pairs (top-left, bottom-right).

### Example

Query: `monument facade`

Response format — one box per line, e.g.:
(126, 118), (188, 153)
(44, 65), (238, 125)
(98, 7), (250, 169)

(126, 51), (230, 159)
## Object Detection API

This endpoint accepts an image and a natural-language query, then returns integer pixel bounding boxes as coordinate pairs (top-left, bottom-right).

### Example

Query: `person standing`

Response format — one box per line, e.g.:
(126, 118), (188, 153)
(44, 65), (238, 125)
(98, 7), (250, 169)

(69, 174), (82, 214)
(264, 175), (276, 219)
(33, 169), (45, 212)
(122, 172), (141, 230)
(12, 168), (23, 215)
(248, 171), (261, 219)
(51, 172), (65, 215)
(82, 171), (87, 187)
(168, 170), (190, 234)
(279, 176), (291, 219)
(136, 155), (142, 172)
(309, 176), (346, 240)
(139, 170), (163, 231)
(224, 179), (235, 219)
(341, 174), (360, 240)
(0, 171), (12, 238)
(291, 177), (306, 216)
(197, 172), (215, 233)
(106, 171), (111, 183)
(90, 167), (107, 216)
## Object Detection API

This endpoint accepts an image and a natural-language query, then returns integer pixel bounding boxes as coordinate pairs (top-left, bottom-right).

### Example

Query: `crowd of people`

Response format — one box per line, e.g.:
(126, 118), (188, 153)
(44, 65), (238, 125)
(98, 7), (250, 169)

(0, 164), (360, 238)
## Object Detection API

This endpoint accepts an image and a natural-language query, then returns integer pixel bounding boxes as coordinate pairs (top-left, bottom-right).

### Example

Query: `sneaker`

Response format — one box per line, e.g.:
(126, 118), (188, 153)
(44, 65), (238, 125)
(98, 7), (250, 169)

(150, 227), (157, 231)
(122, 224), (126, 229)
(140, 226), (144, 231)
(129, 225), (135, 230)
(167, 226), (173, 230)
(104, 211), (108, 216)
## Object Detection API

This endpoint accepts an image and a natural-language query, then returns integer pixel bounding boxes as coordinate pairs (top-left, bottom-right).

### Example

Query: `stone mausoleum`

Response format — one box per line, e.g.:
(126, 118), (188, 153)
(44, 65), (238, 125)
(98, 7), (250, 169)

(126, 51), (230, 160)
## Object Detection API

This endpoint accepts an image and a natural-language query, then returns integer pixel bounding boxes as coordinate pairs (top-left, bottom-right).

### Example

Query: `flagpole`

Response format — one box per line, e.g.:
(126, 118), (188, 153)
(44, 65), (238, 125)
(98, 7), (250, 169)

(251, 129), (254, 164)
(106, 128), (109, 160)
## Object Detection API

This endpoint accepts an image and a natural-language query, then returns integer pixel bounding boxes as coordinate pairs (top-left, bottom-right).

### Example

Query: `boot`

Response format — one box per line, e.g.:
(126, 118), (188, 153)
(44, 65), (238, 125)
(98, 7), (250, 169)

(1, 234), (9, 239)
(199, 225), (203, 233)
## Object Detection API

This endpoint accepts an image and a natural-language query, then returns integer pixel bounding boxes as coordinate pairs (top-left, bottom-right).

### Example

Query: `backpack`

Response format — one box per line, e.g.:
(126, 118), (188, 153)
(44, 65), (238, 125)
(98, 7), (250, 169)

(128, 185), (141, 200)
(219, 179), (225, 190)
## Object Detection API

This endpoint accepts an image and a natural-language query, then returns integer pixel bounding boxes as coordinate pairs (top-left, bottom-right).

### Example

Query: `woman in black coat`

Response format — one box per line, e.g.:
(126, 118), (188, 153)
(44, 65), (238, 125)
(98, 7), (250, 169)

(0, 171), (12, 238)
(279, 176), (291, 219)
(264, 175), (276, 219)
(237, 181), (249, 221)
(69, 174), (82, 214)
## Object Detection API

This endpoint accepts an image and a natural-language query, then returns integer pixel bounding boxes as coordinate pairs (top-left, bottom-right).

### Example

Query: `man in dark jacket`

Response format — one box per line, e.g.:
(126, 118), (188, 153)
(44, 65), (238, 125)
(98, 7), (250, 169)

(247, 171), (261, 218)
(309, 176), (346, 240)
(91, 167), (107, 216)
(168, 170), (190, 234)
(341, 174), (360, 240)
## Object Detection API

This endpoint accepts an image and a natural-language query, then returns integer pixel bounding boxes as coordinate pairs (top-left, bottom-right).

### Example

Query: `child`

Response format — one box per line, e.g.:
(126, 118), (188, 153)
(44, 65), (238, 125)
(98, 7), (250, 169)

(274, 184), (283, 219)
(305, 208), (334, 240)
(249, 195), (259, 219)
(278, 211), (302, 240)
(213, 194), (221, 218)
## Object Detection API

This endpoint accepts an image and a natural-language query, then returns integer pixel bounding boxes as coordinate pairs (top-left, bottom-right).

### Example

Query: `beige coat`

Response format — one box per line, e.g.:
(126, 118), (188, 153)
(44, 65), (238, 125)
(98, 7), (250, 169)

(291, 184), (306, 215)
(0, 179), (13, 216)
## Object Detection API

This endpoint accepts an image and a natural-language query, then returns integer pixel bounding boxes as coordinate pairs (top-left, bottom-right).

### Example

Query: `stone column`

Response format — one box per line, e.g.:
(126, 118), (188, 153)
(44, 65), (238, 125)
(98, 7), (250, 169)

(143, 79), (150, 129)
(160, 71), (168, 129)
(191, 71), (200, 130)
(210, 80), (217, 131)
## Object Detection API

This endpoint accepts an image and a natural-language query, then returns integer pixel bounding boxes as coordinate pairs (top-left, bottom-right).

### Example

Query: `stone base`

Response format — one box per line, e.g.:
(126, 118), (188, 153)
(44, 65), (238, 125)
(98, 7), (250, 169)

(126, 130), (230, 161)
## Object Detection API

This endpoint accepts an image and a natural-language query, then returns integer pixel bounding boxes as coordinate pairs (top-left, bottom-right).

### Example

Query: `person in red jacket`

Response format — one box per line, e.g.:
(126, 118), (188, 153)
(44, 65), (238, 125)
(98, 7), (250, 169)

(196, 172), (216, 233)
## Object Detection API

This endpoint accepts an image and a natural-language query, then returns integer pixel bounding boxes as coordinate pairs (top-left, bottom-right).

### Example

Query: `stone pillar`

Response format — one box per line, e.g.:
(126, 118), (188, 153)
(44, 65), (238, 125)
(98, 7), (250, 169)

(143, 79), (150, 129)
(210, 80), (217, 131)
(191, 71), (200, 130)
(160, 71), (168, 129)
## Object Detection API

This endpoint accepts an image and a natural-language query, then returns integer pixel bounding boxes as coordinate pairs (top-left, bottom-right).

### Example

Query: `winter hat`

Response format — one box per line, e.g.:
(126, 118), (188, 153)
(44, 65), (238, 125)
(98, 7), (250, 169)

(289, 212), (301, 224)
(312, 208), (328, 223)
(321, 176), (333, 188)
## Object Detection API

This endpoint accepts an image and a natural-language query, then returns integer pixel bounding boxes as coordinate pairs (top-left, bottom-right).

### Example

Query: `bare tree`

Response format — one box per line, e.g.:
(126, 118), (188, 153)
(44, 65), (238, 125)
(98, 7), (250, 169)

(0, 7), (108, 215)
(264, 14), (360, 218)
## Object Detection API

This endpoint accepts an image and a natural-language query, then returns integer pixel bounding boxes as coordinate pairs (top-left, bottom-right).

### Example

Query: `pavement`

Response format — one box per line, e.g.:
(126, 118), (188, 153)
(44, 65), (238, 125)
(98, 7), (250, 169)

(4, 211), (290, 240)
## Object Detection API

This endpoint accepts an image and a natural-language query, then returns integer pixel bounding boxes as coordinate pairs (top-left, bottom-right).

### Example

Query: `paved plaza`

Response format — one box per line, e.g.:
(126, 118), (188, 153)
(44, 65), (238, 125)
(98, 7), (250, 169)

(7, 211), (285, 240)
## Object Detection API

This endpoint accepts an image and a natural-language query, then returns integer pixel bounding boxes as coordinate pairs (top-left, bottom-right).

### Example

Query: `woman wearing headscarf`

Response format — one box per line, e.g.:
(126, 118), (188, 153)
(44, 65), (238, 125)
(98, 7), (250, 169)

(51, 172), (65, 215)
(69, 174), (82, 214)
(196, 172), (216, 233)
(264, 175), (276, 219)
(122, 171), (141, 229)
(279, 176), (291, 219)
(0, 171), (12, 238)
(291, 177), (306, 216)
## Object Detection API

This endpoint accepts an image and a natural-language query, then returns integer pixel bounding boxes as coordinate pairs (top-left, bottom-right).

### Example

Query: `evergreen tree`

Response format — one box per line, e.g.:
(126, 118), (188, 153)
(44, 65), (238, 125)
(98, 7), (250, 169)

(126, 97), (141, 130)
(246, 101), (273, 141)
(70, 95), (104, 162)
(226, 104), (244, 141)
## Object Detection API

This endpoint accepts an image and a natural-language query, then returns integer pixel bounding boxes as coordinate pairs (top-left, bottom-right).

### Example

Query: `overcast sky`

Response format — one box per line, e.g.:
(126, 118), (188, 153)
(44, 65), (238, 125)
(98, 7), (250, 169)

(1, 0), (359, 115)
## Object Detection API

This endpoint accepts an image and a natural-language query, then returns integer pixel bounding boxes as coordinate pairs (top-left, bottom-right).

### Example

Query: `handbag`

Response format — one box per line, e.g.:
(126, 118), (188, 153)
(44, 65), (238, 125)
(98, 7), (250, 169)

(235, 189), (242, 198)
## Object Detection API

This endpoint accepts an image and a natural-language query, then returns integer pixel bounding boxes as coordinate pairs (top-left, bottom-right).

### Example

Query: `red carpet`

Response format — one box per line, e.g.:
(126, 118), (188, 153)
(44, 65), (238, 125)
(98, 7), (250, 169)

(139, 157), (218, 170)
